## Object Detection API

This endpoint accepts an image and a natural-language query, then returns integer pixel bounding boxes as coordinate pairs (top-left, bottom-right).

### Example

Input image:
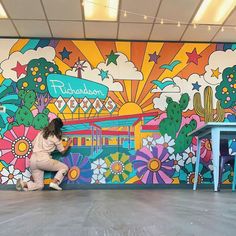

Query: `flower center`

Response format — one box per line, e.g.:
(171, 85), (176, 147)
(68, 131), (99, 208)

(68, 166), (80, 181)
(12, 137), (32, 158)
(187, 173), (203, 184)
(97, 164), (101, 169)
(163, 142), (169, 148)
(174, 160), (178, 165)
(188, 152), (194, 158)
(95, 180), (100, 184)
(148, 158), (161, 172)
(110, 161), (124, 174)
(204, 140), (212, 151)
(19, 142), (27, 152)
(8, 174), (14, 179)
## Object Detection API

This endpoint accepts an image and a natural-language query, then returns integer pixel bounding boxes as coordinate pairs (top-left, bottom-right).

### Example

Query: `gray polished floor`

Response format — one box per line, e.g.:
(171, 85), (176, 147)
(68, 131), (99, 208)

(0, 189), (235, 236)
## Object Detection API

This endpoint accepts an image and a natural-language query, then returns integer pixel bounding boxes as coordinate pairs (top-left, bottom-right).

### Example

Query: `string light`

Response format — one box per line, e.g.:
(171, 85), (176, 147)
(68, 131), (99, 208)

(82, 0), (236, 31)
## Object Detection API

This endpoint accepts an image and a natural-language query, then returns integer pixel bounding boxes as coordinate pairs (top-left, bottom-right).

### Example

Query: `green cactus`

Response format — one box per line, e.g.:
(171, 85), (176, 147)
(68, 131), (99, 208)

(32, 108), (49, 130)
(160, 93), (197, 154)
(14, 90), (36, 126)
(9, 90), (49, 130)
(160, 93), (189, 138)
(193, 86), (225, 122)
(174, 120), (197, 154)
(24, 90), (36, 109)
(15, 106), (34, 126)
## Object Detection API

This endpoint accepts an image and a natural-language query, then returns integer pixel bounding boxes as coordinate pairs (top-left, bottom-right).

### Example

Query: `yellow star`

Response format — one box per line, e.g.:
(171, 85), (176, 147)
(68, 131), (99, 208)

(211, 67), (221, 79)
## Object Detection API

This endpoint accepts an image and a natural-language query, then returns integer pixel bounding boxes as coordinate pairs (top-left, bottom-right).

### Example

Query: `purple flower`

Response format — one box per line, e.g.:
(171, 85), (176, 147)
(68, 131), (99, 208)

(131, 145), (174, 184)
(61, 153), (92, 184)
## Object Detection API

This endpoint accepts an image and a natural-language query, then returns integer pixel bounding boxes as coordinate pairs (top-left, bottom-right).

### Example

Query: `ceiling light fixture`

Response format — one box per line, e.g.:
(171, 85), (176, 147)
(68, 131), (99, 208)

(0, 3), (7, 18)
(84, 0), (119, 21)
(192, 0), (236, 25)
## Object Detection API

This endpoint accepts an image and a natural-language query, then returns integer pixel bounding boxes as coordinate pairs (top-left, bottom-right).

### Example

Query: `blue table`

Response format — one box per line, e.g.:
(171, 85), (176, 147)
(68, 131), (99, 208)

(189, 122), (236, 192)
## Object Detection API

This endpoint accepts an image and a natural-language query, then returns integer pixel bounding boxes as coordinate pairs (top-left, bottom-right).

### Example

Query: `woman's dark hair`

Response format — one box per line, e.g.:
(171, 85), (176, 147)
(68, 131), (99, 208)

(42, 118), (64, 140)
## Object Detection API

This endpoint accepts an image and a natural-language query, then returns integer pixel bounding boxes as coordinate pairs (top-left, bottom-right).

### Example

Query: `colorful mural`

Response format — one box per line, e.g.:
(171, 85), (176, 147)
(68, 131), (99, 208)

(0, 39), (236, 186)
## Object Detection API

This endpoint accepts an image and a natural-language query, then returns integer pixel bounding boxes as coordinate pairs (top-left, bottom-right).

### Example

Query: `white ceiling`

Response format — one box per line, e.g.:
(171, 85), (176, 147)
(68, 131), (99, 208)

(0, 0), (236, 42)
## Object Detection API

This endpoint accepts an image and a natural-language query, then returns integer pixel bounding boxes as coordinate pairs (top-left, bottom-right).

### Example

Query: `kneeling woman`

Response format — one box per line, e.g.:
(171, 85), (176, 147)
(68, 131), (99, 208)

(16, 118), (72, 191)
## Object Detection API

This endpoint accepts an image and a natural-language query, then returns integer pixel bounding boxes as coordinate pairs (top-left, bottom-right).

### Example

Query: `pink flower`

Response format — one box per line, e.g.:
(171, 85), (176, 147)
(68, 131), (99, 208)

(192, 137), (212, 164)
(0, 125), (39, 172)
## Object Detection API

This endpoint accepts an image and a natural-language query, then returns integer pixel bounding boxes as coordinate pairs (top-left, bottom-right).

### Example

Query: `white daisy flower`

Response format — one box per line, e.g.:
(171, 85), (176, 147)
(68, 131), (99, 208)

(183, 146), (196, 164)
(91, 159), (107, 175)
(142, 136), (156, 151)
(155, 134), (175, 154)
(21, 169), (32, 182)
(91, 174), (106, 184)
(169, 153), (185, 172)
(0, 165), (21, 184)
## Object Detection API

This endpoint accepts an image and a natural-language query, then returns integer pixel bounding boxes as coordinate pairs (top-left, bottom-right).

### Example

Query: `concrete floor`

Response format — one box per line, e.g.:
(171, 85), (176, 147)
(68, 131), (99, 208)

(0, 190), (235, 236)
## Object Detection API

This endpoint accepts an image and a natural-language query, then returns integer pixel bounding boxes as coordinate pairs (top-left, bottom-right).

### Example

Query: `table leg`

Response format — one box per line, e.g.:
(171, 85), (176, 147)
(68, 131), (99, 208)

(212, 128), (220, 192)
(193, 137), (201, 190)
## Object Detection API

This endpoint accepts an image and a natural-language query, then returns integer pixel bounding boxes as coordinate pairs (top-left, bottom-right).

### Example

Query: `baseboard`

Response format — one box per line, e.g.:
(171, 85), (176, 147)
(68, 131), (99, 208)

(0, 184), (233, 190)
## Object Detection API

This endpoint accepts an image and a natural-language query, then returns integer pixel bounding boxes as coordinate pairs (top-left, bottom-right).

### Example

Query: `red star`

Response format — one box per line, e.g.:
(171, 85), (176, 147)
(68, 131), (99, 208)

(186, 48), (202, 65)
(12, 61), (27, 78)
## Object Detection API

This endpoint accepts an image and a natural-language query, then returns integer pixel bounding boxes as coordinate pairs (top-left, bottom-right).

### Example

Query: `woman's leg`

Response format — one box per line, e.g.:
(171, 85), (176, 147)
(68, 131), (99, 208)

(26, 169), (44, 191)
(50, 160), (69, 185)
(38, 159), (69, 185)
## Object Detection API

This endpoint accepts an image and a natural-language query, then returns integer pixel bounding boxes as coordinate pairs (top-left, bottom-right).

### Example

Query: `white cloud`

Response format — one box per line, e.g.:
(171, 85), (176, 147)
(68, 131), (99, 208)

(97, 52), (143, 80)
(66, 61), (123, 92)
(0, 39), (18, 72)
(153, 49), (236, 112)
(0, 46), (56, 82)
(204, 49), (236, 85)
(153, 74), (218, 111)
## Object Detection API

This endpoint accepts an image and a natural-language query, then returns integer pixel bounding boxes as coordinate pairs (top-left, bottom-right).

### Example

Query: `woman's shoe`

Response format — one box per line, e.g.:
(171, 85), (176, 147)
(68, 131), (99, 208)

(49, 182), (62, 191)
(16, 179), (24, 191)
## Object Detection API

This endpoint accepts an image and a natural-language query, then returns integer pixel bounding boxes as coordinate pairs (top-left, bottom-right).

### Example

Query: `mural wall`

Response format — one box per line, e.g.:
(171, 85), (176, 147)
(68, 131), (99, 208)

(0, 39), (235, 186)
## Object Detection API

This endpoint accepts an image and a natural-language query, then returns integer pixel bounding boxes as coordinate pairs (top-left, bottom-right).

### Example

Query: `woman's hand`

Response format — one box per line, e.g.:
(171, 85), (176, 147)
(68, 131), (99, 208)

(67, 138), (73, 146)
(61, 138), (72, 155)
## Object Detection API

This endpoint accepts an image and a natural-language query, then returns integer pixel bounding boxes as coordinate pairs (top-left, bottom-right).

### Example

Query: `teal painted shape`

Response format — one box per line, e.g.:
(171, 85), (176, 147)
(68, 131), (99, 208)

(21, 39), (40, 53)
(89, 149), (103, 160)
(62, 123), (90, 132)
(152, 80), (175, 90)
(231, 44), (236, 50)
(47, 74), (108, 99)
(95, 118), (137, 128)
(160, 60), (181, 71)
(143, 116), (155, 124)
